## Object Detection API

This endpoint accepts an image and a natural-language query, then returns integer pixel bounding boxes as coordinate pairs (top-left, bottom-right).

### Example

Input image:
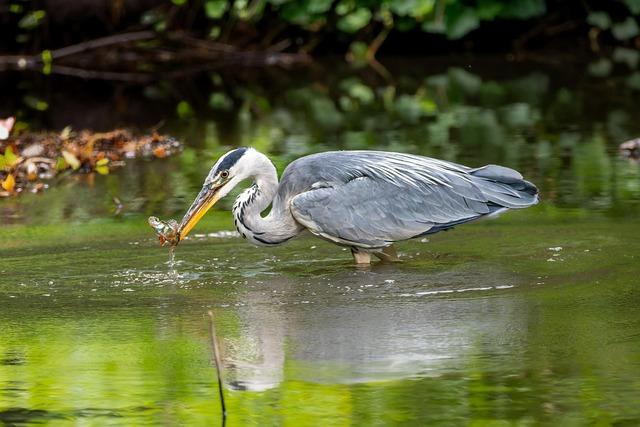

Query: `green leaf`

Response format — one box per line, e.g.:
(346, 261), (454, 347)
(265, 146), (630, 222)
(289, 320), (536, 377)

(171, 0), (187, 5)
(205, 0), (228, 19)
(388, 0), (435, 18)
(587, 58), (612, 77)
(624, 0), (640, 14)
(626, 72), (640, 90)
(499, 0), (545, 19)
(476, 0), (503, 20)
(41, 49), (52, 75)
(613, 47), (640, 69)
(587, 11), (611, 30)
(446, 5), (479, 39)
(209, 92), (233, 111)
(308, 0), (333, 14)
(280, 1), (314, 25)
(18, 10), (46, 29)
(347, 41), (369, 66)
(9, 4), (23, 13)
(337, 8), (372, 33)
(3, 147), (18, 169)
(23, 95), (48, 111)
(55, 156), (67, 171)
(340, 78), (375, 104)
(176, 101), (194, 119)
(612, 17), (640, 41)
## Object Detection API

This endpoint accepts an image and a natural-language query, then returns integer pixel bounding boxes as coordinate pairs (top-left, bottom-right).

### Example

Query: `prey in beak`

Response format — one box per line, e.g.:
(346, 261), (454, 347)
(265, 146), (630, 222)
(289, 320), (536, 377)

(177, 170), (231, 242)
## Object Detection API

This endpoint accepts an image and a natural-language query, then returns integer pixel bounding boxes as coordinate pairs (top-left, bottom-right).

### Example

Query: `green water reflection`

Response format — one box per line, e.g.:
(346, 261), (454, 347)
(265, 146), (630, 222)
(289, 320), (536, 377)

(1, 60), (640, 425)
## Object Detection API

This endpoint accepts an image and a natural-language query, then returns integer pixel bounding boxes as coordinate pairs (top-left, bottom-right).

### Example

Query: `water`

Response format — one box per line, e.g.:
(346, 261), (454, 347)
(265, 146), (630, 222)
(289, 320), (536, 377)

(1, 57), (640, 426)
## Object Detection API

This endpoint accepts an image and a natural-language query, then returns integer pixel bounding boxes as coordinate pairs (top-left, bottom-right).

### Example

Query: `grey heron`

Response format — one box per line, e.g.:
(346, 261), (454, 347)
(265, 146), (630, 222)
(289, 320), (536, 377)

(177, 147), (538, 264)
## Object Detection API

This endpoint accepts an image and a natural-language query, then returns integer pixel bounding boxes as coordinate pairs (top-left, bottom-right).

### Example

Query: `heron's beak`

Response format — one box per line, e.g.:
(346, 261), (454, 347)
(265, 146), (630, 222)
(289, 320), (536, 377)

(177, 184), (223, 241)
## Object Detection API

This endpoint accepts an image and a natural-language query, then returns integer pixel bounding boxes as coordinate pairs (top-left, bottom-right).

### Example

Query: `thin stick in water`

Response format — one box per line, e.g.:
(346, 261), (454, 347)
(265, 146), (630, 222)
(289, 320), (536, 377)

(207, 310), (227, 420)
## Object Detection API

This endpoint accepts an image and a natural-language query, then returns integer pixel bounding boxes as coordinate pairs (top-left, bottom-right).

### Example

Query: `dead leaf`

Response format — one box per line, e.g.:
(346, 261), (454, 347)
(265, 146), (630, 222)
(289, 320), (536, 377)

(153, 146), (167, 158)
(26, 161), (38, 181)
(96, 158), (109, 175)
(1, 174), (16, 192)
(61, 150), (81, 170)
(60, 126), (74, 140)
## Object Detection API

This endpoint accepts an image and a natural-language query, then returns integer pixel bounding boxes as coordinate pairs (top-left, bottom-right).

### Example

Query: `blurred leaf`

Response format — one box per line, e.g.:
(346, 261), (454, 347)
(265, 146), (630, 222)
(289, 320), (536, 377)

(476, 0), (503, 20)
(501, 102), (538, 128)
(209, 92), (234, 111)
(0, 146), (20, 170)
(395, 94), (422, 124)
(55, 156), (67, 171)
(23, 95), (48, 111)
(60, 126), (74, 140)
(626, 72), (640, 90)
(335, 0), (352, 15)
(347, 41), (369, 66)
(340, 78), (375, 105)
(612, 17), (640, 41)
(499, 0), (545, 19)
(9, 4), (23, 13)
(587, 58), (612, 77)
(337, 8), (372, 33)
(176, 101), (194, 119)
(422, 19), (446, 34)
(1, 174), (16, 192)
(309, 96), (342, 129)
(4, 147), (18, 167)
(445, 5), (479, 39)
(18, 10), (46, 29)
(624, 0), (640, 14)
(209, 26), (221, 39)
(205, 0), (228, 19)
(613, 47), (640, 68)
(587, 11), (611, 30)
(96, 158), (109, 175)
(308, 0), (333, 14)
(41, 49), (52, 75)
(171, 0), (187, 5)
(389, 0), (435, 18)
(449, 68), (482, 96)
(61, 150), (81, 170)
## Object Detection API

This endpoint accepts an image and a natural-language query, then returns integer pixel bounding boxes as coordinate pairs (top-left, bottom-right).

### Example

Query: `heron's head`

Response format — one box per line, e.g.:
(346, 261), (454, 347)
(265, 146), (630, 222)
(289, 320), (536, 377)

(178, 147), (264, 240)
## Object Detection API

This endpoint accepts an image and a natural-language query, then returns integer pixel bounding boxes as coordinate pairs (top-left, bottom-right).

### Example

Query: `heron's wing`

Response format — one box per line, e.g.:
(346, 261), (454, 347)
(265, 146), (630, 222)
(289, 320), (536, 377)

(289, 176), (487, 248)
(283, 151), (537, 248)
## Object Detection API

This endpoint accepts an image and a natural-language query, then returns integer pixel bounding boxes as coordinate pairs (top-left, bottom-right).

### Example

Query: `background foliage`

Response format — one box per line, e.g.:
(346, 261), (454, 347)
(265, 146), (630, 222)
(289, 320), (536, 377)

(2, 0), (640, 58)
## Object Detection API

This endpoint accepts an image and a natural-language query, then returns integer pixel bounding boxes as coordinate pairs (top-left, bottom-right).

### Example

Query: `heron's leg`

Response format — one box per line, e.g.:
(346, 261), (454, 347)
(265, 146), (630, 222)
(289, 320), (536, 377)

(373, 245), (401, 262)
(351, 248), (371, 265)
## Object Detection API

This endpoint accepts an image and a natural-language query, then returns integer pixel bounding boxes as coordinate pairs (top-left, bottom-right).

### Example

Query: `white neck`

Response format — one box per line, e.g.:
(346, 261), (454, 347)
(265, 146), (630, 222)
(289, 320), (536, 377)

(231, 151), (300, 245)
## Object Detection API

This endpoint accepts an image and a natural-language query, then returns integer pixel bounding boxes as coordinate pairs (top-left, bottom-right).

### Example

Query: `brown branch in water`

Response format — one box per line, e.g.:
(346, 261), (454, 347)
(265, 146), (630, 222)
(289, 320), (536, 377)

(50, 64), (155, 83)
(0, 31), (156, 68)
(49, 31), (156, 60)
(207, 310), (227, 421)
(0, 30), (311, 80)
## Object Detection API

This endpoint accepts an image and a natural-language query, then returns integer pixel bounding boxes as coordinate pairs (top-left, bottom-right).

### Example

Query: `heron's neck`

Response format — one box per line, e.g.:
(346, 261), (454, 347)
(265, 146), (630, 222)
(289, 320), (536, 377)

(232, 157), (299, 245)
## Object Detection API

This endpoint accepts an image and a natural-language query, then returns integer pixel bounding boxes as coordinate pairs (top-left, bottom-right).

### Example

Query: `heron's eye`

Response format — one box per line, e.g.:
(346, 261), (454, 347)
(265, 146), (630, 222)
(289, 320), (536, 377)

(220, 170), (229, 179)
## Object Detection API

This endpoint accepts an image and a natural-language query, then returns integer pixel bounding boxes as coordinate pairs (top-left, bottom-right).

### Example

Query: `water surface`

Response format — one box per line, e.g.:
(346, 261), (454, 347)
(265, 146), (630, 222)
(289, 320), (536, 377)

(1, 57), (640, 426)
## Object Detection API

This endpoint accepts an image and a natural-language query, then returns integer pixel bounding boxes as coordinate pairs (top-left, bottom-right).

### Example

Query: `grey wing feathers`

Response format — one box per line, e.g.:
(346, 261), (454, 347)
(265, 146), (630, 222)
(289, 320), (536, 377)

(285, 151), (538, 248)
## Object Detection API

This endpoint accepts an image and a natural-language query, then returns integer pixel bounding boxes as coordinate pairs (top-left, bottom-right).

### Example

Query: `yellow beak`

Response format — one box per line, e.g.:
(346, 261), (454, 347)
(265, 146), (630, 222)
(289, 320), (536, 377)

(177, 186), (222, 241)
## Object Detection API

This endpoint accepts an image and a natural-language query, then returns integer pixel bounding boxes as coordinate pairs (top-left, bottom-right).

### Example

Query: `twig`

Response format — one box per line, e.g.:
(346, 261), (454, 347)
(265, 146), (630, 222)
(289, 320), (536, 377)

(207, 310), (227, 421)
(49, 31), (155, 60)
(0, 31), (156, 68)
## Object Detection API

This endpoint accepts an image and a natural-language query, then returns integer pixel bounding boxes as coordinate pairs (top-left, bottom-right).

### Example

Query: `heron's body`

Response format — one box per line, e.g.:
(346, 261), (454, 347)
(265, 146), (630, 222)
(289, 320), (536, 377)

(178, 148), (538, 264)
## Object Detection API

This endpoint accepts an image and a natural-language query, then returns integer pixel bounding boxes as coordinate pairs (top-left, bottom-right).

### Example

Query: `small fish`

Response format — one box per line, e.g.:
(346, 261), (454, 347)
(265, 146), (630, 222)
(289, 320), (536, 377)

(148, 216), (180, 247)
